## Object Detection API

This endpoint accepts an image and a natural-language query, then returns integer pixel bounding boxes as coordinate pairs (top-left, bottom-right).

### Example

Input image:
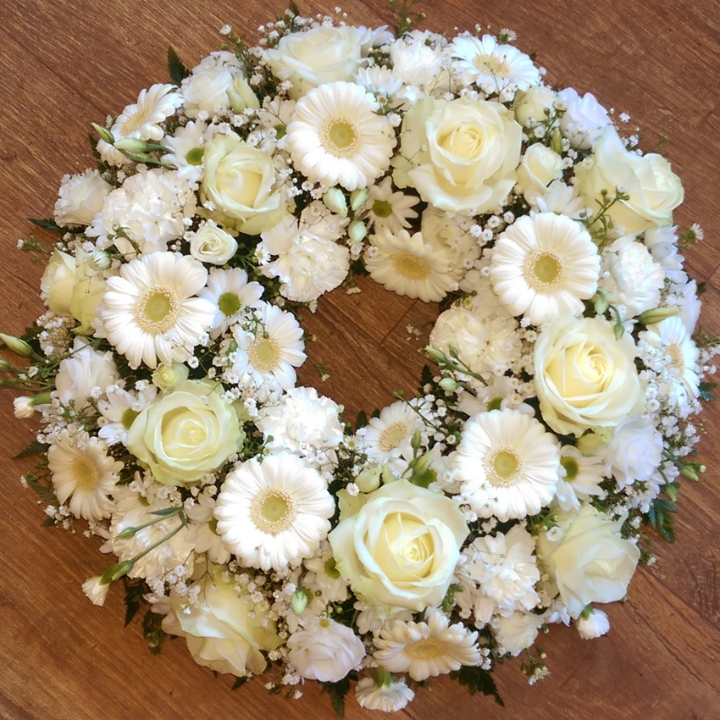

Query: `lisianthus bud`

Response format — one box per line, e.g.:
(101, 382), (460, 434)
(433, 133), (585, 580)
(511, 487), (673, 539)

(322, 188), (348, 217)
(114, 138), (149, 154)
(348, 219), (367, 243)
(637, 306), (681, 325)
(92, 123), (115, 144)
(350, 187), (370, 212)
(0, 334), (33, 357)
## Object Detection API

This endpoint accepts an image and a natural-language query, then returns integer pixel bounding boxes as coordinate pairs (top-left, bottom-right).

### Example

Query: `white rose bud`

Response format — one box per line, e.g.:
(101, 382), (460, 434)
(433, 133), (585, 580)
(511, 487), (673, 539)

(152, 363), (190, 393)
(576, 606), (610, 639)
(322, 188), (348, 217)
(514, 86), (557, 127)
(517, 144), (564, 196)
(187, 220), (238, 265)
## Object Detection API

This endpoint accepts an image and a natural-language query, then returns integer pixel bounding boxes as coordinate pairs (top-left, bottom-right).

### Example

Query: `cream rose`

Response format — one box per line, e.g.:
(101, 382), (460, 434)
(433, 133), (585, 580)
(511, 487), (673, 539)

(534, 316), (644, 437)
(513, 86), (557, 127)
(393, 97), (522, 215)
(161, 563), (282, 676)
(186, 220), (238, 264)
(41, 249), (76, 316)
(126, 379), (243, 486)
(265, 25), (374, 99)
(536, 505), (640, 618)
(328, 479), (469, 611)
(576, 127), (684, 235)
(69, 247), (108, 334)
(516, 143), (564, 196)
(200, 133), (286, 235)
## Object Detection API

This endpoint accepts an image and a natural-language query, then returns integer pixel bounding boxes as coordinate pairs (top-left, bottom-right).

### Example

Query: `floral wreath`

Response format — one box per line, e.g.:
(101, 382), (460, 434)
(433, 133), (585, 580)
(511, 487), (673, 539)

(4, 2), (715, 714)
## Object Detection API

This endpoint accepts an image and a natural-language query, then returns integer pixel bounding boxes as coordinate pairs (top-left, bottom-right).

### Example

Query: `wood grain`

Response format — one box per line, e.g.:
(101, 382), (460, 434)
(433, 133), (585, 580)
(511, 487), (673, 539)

(1, 1), (719, 719)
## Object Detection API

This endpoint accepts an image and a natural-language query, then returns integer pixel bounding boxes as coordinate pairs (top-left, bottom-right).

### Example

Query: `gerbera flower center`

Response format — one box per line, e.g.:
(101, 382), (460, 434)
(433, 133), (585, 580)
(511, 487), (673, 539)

(524, 250), (563, 290)
(252, 489), (296, 535)
(379, 421), (410, 452)
(137, 287), (181, 333)
(248, 335), (282, 373)
(392, 252), (431, 281)
(474, 54), (510, 77)
(372, 199), (393, 218)
(72, 456), (100, 491)
(561, 457), (579, 482)
(487, 446), (523, 487)
(405, 638), (447, 660)
(323, 118), (359, 157)
(119, 106), (151, 135)
(666, 343), (684, 370)
(218, 291), (242, 317)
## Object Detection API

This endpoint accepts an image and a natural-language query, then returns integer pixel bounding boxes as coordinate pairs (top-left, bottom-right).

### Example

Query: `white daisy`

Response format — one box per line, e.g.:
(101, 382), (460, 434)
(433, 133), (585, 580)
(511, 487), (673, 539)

(48, 431), (123, 521)
(231, 302), (306, 394)
(453, 409), (561, 521)
(363, 176), (419, 233)
(303, 542), (350, 604)
(489, 213), (600, 325)
(373, 611), (481, 681)
(355, 677), (414, 712)
(555, 445), (607, 511)
(185, 488), (231, 565)
(214, 453), (335, 571)
(365, 227), (456, 302)
(162, 119), (208, 182)
(112, 83), (183, 142)
(286, 81), (396, 191)
(97, 384), (158, 445)
(450, 34), (540, 95)
(198, 267), (264, 338)
(95, 252), (215, 369)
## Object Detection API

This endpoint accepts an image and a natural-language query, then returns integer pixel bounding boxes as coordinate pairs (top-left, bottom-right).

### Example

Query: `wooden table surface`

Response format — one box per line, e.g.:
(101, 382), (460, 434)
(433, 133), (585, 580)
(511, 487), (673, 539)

(1, 1), (719, 719)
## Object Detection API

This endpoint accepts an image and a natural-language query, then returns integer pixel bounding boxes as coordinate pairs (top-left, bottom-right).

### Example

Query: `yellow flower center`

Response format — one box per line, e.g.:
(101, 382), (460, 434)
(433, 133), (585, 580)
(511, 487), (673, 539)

(378, 421), (409, 452)
(474, 53), (511, 77)
(72, 456), (100, 491)
(218, 291), (241, 317)
(392, 252), (431, 281)
(487, 446), (522, 487)
(525, 251), (563, 290)
(406, 638), (447, 660)
(137, 287), (180, 334)
(252, 489), (296, 535)
(440, 122), (485, 160)
(248, 336), (281, 373)
(119, 106), (151, 135)
(372, 199), (393, 218)
(666, 343), (684, 370)
(323, 118), (359, 157)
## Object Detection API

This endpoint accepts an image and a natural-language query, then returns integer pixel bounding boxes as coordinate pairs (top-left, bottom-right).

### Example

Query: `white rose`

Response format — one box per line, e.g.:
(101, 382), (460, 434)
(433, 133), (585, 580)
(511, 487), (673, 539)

(603, 415), (662, 489)
(516, 143), (564, 196)
(576, 127), (684, 235)
(41, 249), (76, 316)
(536, 505), (640, 618)
(287, 617), (365, 682)
(55, 338), (119, 410)
(151, 363), (190, 393)
(490, 611), (543, 656)
(54, 169), (112, 227)
(161, 563), (282, 676)
(393, 97), (522, 215)
(200, 133), (286, 235)
(186, 220), (238, 264)
(576, 607), (610, 639)
(328, 479), (469, 611)
(265, 25), (374, 99)
(534, 316), (644, 436)
(514, 86), (557, 127)
(556, 87), (612, 149)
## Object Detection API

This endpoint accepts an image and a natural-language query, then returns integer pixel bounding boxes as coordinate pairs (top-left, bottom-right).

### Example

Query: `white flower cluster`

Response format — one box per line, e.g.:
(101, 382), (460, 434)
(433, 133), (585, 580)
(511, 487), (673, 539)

(4, 7), (714, 715)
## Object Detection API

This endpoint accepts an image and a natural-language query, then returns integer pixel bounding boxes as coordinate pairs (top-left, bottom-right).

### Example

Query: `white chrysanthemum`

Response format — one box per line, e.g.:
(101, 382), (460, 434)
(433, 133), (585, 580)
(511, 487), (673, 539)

(526, 180), (591, 220)
(460, 525), (541, 618)
(97, 384), (158, 445)
(303, 542), (350, 604)
(389, 30), (449, 92)
(257, 210), (350, 302)
(286, 81), (396, 191)
(358, 400), (425, 475)
(48, 431), (122, 521)
(643, 225), (686, 285)
(355, 677), (414, 713)
(181, 51), (246, 118)
(198, 267), (264, 338)
(162, 120), (208, 182)
(602, 416), (663, 490)
(231, 302), (306, 394)
(215, 454), (335, 571)
(355, 66), (404, 102)
(112, 83), (183, 142)
(86, 168), (196, 256)
(489, 213), (600, 324)
(453, 409), (561, 521)
(555, 445), (606, 511)
(363, 176), (419, 233)
(451, 34), (540, 95)
(365, 227), (456, 302)
(373, 611), (481, 681)
(94, 252), (215, 369)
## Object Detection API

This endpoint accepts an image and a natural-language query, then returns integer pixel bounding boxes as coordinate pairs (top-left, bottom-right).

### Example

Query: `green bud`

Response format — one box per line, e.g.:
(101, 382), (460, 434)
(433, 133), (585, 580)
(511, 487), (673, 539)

(551, 127), (563, 155)
(410, 449), (434, 476)
(348, 219), (367, 244)
(91, 123), (115, 144)
(30, 392), (52, 407)
(410, 430), (422, 453)
(114, 138), (148, 154)
(681, 465), (699, 482)
(0, 333), (33, 357)
(186, 147), (205, 166)
(349, 187), (370, 212)
(637, 306), (681, 325)
(99, 560), (134, 585)
(425, 346), (447, 364)
(0, 358), (11, 371)
(614, 322), (625, 340)
(322, 188), (348, 217)
(381, 465), (397, 485)
(290, 588), (309, 615)
(439, 376), (458, 393)
(593, 293), (609, 315)
(116, 526), (139, 540)
(355, 466), (381, 493)
(373, 667), (393, 688)
(127, 152), (156, 164)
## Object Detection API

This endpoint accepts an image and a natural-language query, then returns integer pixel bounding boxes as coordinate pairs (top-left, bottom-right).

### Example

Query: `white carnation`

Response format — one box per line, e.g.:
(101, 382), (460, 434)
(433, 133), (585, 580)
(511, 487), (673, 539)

(490, 611), (543, 656)
(54, 169), (112, 227)
(55, 338), (119, 411)
(603, 416), (663, 489)
(576, 607), (610, 639)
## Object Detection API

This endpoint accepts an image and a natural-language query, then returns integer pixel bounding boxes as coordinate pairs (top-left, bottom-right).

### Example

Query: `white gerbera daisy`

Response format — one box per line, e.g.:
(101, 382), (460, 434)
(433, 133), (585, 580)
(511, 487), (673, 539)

(231, 302), (306, 393)
(489, 213), (600, 325)
(286, 81), (396, 191)
(214, 453), (335, 571)
(112, 83), (183, 142)
(453, 409), (561, 521)
(363, 176), (419, 233)
(358, 400), (425, 476)
(97, 384), (158, 445)
(450, 34), (540, 95)
(355, 677), (414, 712)
(95, 252), (215, 369)
(48, 431), (123, 521)
(373, 611), (481, 681)
(555, 445), (606, 511)
(198, 267), (264, 338)
(365, 227), (456, 302)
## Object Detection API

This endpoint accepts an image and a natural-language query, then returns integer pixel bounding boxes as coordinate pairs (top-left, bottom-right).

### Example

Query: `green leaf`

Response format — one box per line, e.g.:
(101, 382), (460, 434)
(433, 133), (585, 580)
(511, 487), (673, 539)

(142, 608), (167, 655)
(321, 674), (355, 719)
(354, 409), (368, 431)
(699, 381), (715, 401)
(14, 440), (49, 459)
(29, 217), (64, 233)
(441, 582), (464, 613)
(648, 497), (676, 543)
(41, 517), (56, 527)
(420, 364), (433, 388)
(231, 677), (249, 691)
(25, 475), (58, 505)
(123, 578), (147, 627)
(451, 666), (504, 706)
(167, 46), (189, 85)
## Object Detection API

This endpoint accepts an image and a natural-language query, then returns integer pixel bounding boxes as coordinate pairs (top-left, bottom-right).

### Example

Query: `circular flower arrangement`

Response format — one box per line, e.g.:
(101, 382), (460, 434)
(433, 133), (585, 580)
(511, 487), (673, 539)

(3, 5), (715, 715)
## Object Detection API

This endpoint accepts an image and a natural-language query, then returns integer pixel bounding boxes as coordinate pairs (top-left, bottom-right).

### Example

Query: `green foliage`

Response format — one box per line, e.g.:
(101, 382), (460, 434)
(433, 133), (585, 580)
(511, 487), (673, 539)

(321, 674), (356, 719)
(28, 218), (64, 233)
(167, 46), (190, 85)
(450, 665), (504, 706)
(647, 497), (676, 543)
(123, 577), (147, 627)
(441, 582), (464, 613)
(14, 440), (48, 460)
(231, 677), (249, 691)
(142, 607), (167, 655)
(390, 0), (426, 36)
(24, 472), (58, 506)
(699, 381), (715, 401)
(354, 409), (368, 431)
